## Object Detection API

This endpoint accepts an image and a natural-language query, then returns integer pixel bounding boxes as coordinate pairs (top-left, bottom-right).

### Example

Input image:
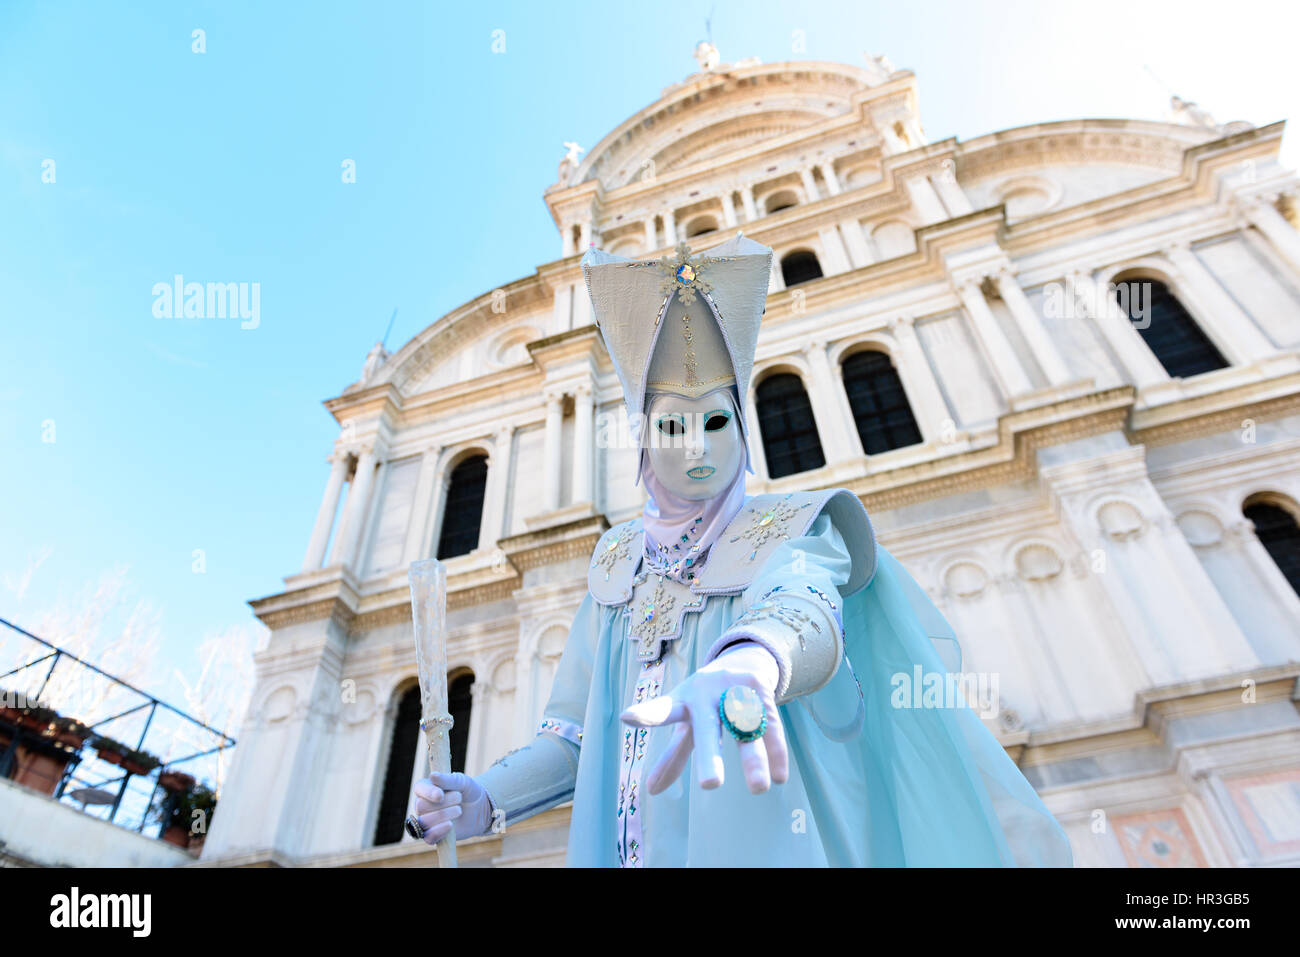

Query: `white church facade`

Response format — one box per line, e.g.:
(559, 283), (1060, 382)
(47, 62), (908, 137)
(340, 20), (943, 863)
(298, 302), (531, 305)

(201, 52), (1300, 868)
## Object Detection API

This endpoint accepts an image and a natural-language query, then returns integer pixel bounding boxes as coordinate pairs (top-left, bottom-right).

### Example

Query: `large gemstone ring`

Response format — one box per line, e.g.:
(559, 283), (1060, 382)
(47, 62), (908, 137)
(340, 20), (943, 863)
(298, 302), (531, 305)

(404, 814), (426, 841)
(719, 685), (766, 743)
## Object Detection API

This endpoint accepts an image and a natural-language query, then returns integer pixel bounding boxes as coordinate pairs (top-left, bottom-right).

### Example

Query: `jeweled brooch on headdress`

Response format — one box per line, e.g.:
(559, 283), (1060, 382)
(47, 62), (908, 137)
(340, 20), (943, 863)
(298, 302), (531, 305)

(658, 242), (715, 305)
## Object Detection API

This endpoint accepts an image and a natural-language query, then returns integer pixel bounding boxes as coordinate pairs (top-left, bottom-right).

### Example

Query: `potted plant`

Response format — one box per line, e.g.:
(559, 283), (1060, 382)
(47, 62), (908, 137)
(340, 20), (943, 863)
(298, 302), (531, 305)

(91, 734), (161, 775)
(48, 716), (91, 750)
(152, 782), (217, 849)
(0, 696), (85, 796)
(0, 696), (59, 735)
(121, 747), (161, 776)
(157, 769), (196, 793)
(91, 732), (129, 767)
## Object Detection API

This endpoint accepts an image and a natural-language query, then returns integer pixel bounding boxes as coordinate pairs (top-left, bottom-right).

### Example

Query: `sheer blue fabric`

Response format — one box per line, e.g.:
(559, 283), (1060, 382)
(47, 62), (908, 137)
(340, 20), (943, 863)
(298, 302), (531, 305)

(543, 509), (1073, 867)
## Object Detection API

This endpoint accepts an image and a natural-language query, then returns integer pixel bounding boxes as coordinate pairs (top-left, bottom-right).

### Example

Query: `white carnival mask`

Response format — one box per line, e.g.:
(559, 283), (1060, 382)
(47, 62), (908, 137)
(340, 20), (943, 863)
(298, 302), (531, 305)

(644, 391), (744, 501)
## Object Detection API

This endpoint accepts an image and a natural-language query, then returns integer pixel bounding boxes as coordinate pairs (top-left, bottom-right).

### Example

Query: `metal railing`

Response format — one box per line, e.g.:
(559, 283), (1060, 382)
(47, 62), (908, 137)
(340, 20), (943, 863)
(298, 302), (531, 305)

(0, 615), (237, 839)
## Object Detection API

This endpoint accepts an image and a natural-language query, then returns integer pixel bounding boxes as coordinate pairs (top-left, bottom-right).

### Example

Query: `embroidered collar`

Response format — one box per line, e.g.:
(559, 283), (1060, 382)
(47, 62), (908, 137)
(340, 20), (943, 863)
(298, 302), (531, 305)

(642, 514), (707, 583)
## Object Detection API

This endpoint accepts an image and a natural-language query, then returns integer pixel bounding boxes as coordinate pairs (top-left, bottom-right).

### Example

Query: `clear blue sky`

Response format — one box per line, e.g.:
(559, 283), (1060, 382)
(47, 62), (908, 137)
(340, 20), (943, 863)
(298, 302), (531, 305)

(2, 0), (1297, 711)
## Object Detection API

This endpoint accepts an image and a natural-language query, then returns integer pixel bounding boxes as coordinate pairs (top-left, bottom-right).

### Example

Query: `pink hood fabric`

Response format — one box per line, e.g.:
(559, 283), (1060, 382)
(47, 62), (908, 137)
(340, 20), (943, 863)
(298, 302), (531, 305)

(639, 387), (749, 580)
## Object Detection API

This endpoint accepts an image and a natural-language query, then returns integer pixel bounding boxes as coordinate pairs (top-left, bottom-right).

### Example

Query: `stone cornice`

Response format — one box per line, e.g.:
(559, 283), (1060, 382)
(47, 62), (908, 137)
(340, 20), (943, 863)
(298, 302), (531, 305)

(955, 119), (1201, 183)
(321, 382), (404, 430)
(379, 274), (555, 397)
(250, 573), (360, 631)
(255, 366), (1300, 633)
(387, 364), (544, 431)
(254, 552), (526, 632)
(498, 514), (610, 572)
(330, 327), (611, 437)
(554, 60), (894, 198)
(1148, 437), (1300, 498)
(997, 122), (1287, 255)
(1129, 370), (1300, 448)
(840, 386), (1137, 511)
(1017, 663), (1300, 771)
(762, 206), (1006, 322)
(348, 570), (524, 634)
(879, 495), (1056, 560)
(525, 324), (608, 371)
(256, 516), (613, 636)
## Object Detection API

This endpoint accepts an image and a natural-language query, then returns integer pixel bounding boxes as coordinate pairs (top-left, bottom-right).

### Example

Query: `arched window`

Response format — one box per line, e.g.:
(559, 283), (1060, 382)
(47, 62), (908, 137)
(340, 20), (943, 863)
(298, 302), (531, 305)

(781, 250), (823, 287)
(436, 455), (488, 559)
(448, 672), (474, 773)
(684, 216), (718, 238)
(841, 350), (923, 454)
(371, 672), (475, 847)
(607, 237), (644, 258)
(373, 683), (421, 846)
(765, 189), (799, 214)
(756, 373), (825, 478)
(1244, 501), (1300, 597)
(1114, 278), (1227, 379)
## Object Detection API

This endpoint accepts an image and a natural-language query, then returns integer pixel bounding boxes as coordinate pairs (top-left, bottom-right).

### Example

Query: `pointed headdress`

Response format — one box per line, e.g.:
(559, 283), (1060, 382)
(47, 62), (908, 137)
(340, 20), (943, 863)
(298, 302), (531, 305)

(581, 233), (773, 435)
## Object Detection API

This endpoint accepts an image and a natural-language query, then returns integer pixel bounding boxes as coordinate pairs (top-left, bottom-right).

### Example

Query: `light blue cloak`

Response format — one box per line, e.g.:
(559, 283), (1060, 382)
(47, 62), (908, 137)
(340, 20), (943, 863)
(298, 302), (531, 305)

(540, 512), (1074, 867)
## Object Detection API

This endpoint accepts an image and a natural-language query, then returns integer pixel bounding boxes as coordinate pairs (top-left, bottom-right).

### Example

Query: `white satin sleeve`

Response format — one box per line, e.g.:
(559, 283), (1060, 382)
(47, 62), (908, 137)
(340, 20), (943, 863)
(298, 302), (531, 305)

(703, 512), (850, 702)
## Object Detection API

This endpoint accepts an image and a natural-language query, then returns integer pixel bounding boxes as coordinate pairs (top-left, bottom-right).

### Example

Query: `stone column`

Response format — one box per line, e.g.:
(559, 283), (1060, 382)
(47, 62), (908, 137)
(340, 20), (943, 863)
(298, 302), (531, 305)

(643, 217), (657, 250)
(1239, 194), (1300, 276)
(739, 185), (758, 223)
(1163, 242), (1273, 364)
(904, 175), (949, 224)
(465, 680), (491, 776)
(402, 447), (442, 565)
(577, 221), (591, 253)
(802, 343), (857, 463)
(1067, 271), (1168, 388)
(479, 426), (516, 550)
(302, 452), (350, 571)
(333, 444), (380, 571)
(720, 191), (738, 228)
(878, 120), (908, 154)
(572, 384), (595, 505)
(799, 167), (820, 203)
(817, 227), (852, 275)
(511, 648), (539, 746)
(933, 163), (974, 216)
(551, 283), (573, 335)
(769, 257), (786, 292)
(817, 162), (841, 196)
(542, 391), (565, 512)
(954, 278), (1033, 398)
(839, 218), (874, 269)
(993, 266), (1072, 386)
(571, 280), (592, 329)
(662, 209), (676, 246)
(889, 316), (953, 443)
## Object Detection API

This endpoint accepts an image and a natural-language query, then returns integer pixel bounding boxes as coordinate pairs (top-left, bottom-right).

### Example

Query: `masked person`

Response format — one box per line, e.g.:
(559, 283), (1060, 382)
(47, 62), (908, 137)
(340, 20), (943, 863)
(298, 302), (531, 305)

(409, 236), (1073, 867)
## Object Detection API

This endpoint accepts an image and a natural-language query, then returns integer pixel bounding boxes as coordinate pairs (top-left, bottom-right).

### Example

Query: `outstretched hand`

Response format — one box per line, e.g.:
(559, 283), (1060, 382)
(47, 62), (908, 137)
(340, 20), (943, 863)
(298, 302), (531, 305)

(620, 642), (788, 796)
